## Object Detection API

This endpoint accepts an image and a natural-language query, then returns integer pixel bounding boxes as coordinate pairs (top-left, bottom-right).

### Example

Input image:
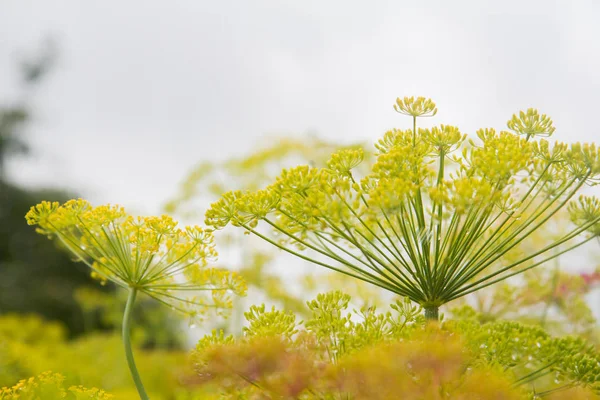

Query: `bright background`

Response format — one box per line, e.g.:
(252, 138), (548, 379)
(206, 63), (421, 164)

(1, 0), (599, 215)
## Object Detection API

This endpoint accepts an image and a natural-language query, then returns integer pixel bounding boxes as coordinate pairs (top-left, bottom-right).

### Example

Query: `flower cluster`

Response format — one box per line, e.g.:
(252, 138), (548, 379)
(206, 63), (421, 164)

(206, 97), (600, 318)
(394, 96), (437, 117)
(507, 108), (556, 139)
(26, 199), (246, 320)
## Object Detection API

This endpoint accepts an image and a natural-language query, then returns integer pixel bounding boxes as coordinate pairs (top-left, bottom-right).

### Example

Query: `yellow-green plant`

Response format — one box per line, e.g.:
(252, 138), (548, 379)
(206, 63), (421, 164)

(166, 135), (371, 328)
(450, 266), (599, 339)
(165, 136), (369, 219)
(206, 97), (600, 320)
(0, 372), (113, 400)
(25, 199), (247, 399)
(191, 291), (600, 398)
(0, 313), (197, 398)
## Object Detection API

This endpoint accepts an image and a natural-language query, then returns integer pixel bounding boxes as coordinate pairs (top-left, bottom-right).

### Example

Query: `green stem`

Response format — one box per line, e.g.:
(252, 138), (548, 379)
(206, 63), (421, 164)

(424, 306), (439, 321)
(123, 288), (149, 400)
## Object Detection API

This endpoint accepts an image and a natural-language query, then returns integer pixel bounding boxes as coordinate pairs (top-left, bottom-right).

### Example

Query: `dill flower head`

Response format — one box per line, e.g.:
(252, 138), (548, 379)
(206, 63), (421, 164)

(206, 97), (600, 320)
(393, 96), (437, 117)
(507, 108), (556, 139)
(568, 196), (600, 237)
(26, 199), (246, 320)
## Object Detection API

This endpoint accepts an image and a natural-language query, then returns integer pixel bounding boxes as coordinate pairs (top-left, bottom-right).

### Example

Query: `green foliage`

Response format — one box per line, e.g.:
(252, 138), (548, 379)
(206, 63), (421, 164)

(0, 314), (193, 399)
(192, 291), (600, 399)
(0, 157), (113, 338)
(449, 318), (600, 396)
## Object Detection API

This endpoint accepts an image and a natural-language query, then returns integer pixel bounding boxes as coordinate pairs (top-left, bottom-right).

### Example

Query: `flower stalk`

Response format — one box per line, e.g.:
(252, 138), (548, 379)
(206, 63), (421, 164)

(122, 287), (149, 400)
(424, 306), (439, 321)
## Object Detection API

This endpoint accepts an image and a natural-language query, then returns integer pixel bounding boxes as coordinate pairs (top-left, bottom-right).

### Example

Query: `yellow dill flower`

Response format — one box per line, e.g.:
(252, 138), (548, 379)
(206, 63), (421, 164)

(393, 96), (437, 117)
(206, 97), (600, 321)
(26, 199), (246, 316)
(327, 148), (365, 177)
(375, 129), (415, 154)
(569, 196), (600, 236)
(421, 125), (466, 153)
(26, 199), (247, 400)
(507, 108), (556, 139)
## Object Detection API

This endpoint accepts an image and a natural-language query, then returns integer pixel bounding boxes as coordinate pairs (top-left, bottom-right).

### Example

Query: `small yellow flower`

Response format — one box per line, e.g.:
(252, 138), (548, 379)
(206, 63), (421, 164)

(569, 195), (600, 236)
(507, 108), (555, 139)
(393, 96), (437, 117)
(375, 129), (414, 154)
(204, 190), (244, 229)
(421, 125), (466, 153)
(327, 148), (365, 177)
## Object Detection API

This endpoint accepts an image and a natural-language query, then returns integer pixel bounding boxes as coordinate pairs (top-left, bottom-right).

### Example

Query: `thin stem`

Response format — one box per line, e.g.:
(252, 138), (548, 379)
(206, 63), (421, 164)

(534, 383), (574, 397)
(240, 222), (398, 292)
(513, 362), (556, 386)
(466, 175), (586, 280)
(447, 234), (595, 301)
(261, 217), (402, 291)
(123, 288), (150, 400)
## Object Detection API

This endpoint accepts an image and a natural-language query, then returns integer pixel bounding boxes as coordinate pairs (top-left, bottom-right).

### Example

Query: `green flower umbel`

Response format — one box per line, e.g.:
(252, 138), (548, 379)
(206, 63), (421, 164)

(206, 97), (600, 320)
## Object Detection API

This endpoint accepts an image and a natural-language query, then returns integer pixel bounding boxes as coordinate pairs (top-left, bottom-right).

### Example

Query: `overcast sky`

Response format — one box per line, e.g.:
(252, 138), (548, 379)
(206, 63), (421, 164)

(1, 0), (599, 215)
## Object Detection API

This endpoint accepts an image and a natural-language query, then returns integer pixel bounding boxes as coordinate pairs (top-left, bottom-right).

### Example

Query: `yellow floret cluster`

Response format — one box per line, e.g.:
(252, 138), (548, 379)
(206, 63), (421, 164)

(26, 199), (246, 320)
(206, 97), (600, 318)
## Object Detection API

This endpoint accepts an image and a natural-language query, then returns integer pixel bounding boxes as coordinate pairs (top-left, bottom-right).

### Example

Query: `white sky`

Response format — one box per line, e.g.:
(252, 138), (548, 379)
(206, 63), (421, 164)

(1, 0), (599, 215)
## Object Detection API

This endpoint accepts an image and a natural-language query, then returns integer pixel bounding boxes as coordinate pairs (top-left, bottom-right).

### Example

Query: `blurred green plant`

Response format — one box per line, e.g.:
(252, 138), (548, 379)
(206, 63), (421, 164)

(191, 291), (600, 399)
(206, 97), (600, 320)
(0, 313), (196, 399)
(165, 136), (369, 219)
(165, 135), (371, 330)
(0, 371), (113, 400)
(0, 184), (114, 336)
(450, 267), (600, 338)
